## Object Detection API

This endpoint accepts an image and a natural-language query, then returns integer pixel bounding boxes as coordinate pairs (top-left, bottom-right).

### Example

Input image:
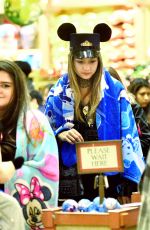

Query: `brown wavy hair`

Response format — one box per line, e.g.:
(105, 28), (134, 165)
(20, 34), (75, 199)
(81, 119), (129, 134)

(0, 60), (29, 155)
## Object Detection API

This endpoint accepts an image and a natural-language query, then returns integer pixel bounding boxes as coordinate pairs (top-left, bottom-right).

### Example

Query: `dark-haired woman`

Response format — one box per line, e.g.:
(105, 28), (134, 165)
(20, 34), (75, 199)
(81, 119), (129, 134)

(109, 67), (150, 160)
(128, 78), (150, 125)
(0, 60), (59, 229)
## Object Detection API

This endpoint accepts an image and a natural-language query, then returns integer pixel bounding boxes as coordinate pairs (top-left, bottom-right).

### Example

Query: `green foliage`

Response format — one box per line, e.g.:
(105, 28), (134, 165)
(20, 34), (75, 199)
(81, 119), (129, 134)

(131, 63), (150, 79)
(4, 0), (42, 26)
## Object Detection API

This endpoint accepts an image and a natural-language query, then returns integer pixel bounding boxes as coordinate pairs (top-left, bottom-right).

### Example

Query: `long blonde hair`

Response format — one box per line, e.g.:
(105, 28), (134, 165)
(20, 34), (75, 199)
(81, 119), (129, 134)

(68, 53), (103, 122)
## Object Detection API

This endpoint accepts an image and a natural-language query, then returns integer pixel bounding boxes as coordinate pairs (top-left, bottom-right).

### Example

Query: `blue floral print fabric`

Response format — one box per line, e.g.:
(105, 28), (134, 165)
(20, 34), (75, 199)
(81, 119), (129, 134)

(45, 69), (145, 184)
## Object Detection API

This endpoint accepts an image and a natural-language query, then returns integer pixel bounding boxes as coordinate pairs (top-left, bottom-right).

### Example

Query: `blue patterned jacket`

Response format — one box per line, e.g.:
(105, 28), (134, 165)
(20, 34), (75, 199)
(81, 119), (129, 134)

(45, 69), (145, 183)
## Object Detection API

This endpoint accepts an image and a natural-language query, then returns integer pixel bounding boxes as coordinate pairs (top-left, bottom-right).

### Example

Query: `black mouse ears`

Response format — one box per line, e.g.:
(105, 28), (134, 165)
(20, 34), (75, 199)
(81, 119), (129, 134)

(57, 23), (76, 41)
(57, 22), (112, 42)
(94, 23), (112, 42)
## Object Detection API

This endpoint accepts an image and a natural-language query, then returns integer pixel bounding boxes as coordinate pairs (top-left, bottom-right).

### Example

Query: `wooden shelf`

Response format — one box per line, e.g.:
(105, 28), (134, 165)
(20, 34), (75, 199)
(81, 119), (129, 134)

(42, 205), (140, 230)
(50, 0), (138, 9)
(0, 48), (40, 58)
(49, 0), (150, 15)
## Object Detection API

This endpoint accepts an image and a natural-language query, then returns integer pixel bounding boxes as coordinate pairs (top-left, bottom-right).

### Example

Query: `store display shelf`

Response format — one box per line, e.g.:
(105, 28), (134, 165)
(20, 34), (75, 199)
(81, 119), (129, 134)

(0, 48), (42, 70)
(42, 204), (140, 230)
(50, 0), (142, 11)
(0, 48), (40, 55)
(0, 48), (41, 62)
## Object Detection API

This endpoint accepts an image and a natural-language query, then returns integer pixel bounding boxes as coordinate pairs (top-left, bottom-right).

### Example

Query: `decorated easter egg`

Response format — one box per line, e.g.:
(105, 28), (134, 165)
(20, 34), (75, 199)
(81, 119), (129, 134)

(93, 196), (106, 212)
(62, 199), (78, 212)
(103, 197), (121, 212)
(78, 198), (96, 212)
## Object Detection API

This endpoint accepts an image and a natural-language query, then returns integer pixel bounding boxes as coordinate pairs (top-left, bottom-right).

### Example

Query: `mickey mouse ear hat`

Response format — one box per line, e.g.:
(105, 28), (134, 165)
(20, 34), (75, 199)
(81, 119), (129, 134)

(57, 22), (112, 58)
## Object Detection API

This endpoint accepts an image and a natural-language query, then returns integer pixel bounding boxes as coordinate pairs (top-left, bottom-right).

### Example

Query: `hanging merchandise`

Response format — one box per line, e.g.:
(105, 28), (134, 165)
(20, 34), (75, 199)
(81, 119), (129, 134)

(108, 8), (136, 70)
(20, 23), (37, 49)
(0, 23), (20, 49)
(4, 0), (42, 26)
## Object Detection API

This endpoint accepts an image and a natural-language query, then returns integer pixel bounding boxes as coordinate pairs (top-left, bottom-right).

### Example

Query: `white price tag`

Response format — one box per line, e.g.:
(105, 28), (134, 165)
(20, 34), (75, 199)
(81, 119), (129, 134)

(104, 176), (109, 188)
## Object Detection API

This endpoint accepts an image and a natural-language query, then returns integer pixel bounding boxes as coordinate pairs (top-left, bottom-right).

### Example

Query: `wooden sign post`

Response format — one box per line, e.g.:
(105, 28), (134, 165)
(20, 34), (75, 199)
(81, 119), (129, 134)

(76, 140), (124, 204)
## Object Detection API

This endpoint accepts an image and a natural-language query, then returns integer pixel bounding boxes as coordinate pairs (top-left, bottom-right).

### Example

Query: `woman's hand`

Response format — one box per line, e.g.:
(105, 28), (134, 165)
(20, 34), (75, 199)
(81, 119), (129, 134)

(0, 157), (24, 183)
(0, 161), (15, 183)
(57, 129), (84, 144)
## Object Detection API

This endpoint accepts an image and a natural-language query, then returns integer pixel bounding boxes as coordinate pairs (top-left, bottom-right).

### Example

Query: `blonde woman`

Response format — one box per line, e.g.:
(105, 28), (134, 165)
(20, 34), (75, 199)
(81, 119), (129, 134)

(45, 23), (145, 204)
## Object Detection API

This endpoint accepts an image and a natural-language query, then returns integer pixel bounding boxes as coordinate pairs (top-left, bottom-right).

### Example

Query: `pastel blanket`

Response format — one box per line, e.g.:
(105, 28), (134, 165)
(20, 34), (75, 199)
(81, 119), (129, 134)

(5, 109), (59, 230)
